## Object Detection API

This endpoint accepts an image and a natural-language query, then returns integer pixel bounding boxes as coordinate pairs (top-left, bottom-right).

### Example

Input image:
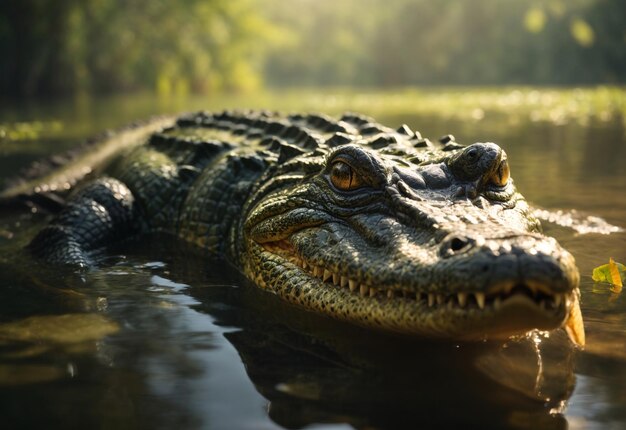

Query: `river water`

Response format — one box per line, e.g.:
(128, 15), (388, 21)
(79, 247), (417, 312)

(0, 90), (625, 429)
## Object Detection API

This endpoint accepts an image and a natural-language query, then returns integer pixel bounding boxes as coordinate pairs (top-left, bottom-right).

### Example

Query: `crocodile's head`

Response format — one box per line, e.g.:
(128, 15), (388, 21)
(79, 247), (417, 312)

(242, 136), (583, 345)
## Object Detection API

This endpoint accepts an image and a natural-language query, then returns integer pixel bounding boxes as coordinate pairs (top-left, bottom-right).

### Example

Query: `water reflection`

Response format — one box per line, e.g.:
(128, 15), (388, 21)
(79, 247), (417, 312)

(0, 236), (581, 429)
(214, 288), (576, 430)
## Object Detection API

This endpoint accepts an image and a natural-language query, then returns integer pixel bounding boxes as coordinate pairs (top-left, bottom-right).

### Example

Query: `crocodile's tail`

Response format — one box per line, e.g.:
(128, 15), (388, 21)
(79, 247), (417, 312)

(0, 116), (175, 212)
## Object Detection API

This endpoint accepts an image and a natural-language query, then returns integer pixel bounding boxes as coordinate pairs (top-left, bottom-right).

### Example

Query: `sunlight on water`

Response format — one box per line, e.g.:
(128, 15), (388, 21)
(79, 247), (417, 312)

(533, 209), (624, 235)
(0, 313), (119, 344)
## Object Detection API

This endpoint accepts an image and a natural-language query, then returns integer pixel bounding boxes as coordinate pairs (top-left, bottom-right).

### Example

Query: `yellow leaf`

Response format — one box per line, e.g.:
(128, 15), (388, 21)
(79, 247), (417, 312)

(609, 257), (623, 293)
(592, 258), (625, 293)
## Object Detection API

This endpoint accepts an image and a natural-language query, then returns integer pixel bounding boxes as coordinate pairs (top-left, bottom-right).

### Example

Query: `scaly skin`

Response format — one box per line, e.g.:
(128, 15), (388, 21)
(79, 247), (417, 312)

(10, 110), (583, 343)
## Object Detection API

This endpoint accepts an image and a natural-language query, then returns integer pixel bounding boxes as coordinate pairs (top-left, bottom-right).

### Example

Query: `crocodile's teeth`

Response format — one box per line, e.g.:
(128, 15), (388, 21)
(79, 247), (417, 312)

(428, 293), (435, 307)
(554, 294), (562, 307)
(349, 280), (357, 292)
(416, 292), (423, 302)
(312, 266), (321, 277)
(323, 269), (332, 282)
(360, 284), (369, 296)
(436, 294), (444, 305)
(387, 290), (394, 299)
(457, 292), (467, 307)
(301, 261), (308, 270)
(493, 297), (502, 310)
(332, 273), (340, 285)
(475, 292), (486, 309)
(369, 288), (378, 298)
(340, 276), (349, 288)
(528, 280), (552, 296)
(499, 282), (513, 295)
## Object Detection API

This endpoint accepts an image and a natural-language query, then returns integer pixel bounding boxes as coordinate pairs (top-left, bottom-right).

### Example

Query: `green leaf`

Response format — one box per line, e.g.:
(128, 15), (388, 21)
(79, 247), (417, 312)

(592, 259), (625, 286)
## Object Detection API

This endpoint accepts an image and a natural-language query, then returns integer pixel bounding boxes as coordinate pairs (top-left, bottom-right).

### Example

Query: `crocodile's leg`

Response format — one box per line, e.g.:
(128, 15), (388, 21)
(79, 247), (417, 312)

(28, 177), (140, 267)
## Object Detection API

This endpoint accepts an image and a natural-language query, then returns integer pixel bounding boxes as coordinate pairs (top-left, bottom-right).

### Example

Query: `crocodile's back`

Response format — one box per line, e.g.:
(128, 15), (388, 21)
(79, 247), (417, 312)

(101, 110), (416, 256)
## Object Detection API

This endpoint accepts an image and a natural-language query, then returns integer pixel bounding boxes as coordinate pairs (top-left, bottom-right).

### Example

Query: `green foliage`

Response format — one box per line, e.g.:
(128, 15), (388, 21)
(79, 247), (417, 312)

(0, 0), (276, 97)
(0, 0), (624, 98)
(261, 0), (626, 87)
(0, 121), (63, 142)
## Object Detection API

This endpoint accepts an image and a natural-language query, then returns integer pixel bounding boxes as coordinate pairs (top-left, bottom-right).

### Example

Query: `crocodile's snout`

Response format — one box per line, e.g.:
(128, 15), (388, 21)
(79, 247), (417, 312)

(438, 231), (579, 296)
(425, 229), (581, 341)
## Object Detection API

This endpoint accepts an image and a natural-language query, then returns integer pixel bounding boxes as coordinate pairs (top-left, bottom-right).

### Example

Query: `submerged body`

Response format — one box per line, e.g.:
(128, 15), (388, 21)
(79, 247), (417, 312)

(2, 110), (584, 344)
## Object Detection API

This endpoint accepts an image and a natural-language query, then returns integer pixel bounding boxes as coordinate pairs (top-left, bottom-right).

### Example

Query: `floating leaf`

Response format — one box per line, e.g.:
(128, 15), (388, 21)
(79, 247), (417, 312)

(592, 258), (625, 293)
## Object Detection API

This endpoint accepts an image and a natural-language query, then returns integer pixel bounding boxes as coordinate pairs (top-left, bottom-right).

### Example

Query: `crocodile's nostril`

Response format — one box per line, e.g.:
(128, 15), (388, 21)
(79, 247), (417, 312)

(450, 237), (469, 252)
(441, 235), (474, 257)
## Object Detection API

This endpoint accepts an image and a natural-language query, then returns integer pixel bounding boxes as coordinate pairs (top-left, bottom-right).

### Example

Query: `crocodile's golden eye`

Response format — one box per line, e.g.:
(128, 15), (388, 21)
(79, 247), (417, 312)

(489, 159), (510, 187)
(330, 160), (363, 191)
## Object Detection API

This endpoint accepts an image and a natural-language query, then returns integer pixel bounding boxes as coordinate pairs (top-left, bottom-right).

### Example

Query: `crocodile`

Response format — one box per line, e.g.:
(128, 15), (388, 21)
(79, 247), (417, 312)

(1, 110), (585, 345)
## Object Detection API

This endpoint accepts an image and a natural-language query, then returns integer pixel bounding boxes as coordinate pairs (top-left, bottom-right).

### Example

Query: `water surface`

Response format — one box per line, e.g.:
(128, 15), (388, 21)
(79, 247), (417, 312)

(1, 90), (625, 429)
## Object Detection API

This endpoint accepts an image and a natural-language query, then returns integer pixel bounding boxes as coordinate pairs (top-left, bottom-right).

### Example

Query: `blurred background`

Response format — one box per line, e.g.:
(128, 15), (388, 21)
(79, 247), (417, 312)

(0, 0), (624, 98)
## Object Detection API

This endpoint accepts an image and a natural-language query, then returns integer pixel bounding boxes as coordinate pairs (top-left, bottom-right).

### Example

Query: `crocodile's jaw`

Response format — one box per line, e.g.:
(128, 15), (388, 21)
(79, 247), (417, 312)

(244, 221), (581, 343)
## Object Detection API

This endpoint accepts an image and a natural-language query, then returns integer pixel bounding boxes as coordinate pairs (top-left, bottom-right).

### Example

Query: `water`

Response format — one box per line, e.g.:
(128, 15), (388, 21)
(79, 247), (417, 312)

(1, 90), (625, 429)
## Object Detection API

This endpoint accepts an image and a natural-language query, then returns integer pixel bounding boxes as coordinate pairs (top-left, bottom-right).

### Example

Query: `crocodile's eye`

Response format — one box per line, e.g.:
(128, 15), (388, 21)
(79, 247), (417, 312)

(488, 159), (510, 187)
(465, 148), (479, 161)
(330, 160), (363, 191)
